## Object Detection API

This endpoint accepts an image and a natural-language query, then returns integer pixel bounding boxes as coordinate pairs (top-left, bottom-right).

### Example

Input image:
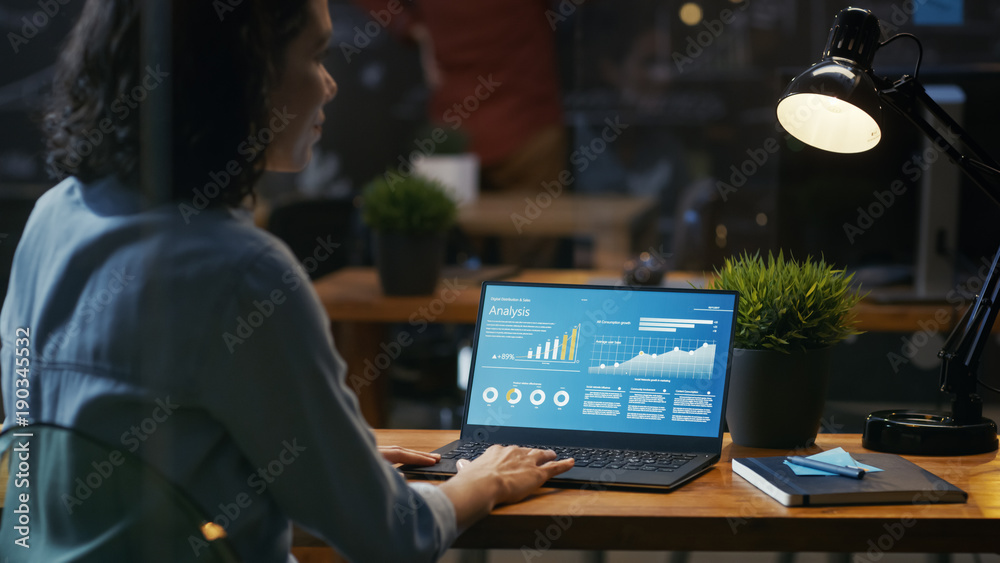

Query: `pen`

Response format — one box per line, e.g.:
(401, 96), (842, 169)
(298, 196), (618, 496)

(786, 456), (866, 479)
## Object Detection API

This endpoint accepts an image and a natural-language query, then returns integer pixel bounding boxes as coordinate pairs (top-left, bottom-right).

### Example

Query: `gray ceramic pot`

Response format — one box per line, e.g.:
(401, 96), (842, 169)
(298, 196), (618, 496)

(374, 231), (446, 296)
(725, 346), (833, 449)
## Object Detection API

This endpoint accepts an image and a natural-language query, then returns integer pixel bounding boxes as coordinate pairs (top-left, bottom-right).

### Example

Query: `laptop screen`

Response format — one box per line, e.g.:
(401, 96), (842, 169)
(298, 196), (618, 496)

(464, 282), (738, 446)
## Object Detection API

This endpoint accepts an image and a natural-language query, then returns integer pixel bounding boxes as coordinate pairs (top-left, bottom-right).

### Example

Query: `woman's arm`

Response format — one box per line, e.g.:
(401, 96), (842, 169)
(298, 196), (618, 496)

(206, 241), (572, 560)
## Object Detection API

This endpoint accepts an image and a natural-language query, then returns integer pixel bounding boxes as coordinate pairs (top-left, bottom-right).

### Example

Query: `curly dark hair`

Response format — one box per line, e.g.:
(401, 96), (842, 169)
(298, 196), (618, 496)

(43, 0), (310, 207)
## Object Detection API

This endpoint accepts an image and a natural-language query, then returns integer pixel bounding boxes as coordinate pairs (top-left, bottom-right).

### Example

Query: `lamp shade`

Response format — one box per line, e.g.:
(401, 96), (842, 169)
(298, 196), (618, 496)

(776, 7), (884, 154)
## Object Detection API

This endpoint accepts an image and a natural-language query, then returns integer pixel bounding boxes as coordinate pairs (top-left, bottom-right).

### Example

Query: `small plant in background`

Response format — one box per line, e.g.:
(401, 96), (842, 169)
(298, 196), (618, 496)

(705, 251), (865, 353)
(361, 172), (458, 295)
(361, 173), (457, 234)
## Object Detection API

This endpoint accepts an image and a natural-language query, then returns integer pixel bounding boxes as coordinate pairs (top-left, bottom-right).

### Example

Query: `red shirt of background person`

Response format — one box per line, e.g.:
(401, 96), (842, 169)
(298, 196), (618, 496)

(353, 0), (566, 192)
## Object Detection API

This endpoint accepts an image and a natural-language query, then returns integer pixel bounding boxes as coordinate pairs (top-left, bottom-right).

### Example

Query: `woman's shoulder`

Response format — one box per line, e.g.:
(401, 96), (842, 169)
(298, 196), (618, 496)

(45, 176), (301, 282)
(162, 205), (301, 281)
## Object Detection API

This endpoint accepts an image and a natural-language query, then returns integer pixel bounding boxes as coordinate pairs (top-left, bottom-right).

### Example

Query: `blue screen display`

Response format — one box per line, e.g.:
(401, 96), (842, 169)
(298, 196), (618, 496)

(465, 283), (737, 438)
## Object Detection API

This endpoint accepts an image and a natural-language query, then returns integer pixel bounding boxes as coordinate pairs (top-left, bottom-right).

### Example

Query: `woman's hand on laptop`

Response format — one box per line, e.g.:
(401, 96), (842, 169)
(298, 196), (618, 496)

(379, 445), (441, 466)
(459, 445), (576, 505)
(440, 445), (575, 531)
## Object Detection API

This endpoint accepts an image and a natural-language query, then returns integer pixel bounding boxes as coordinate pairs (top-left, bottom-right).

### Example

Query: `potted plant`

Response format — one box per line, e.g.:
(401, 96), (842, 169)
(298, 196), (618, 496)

(705, 251), (864, 448)
(362, 172), (458, 295)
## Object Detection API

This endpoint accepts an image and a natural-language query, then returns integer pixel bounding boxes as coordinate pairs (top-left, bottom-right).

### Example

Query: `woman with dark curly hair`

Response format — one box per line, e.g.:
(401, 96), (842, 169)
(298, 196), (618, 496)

(0, 1), (573, 561)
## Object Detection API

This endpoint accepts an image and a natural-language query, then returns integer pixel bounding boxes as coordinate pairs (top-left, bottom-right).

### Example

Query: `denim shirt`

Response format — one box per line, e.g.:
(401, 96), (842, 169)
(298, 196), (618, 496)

(0, 177), (456, 562)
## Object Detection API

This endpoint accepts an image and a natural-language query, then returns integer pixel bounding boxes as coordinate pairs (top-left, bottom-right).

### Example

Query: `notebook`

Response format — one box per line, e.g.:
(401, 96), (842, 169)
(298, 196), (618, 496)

(402, 280), (739, 491)
(732, 454), (968, 506)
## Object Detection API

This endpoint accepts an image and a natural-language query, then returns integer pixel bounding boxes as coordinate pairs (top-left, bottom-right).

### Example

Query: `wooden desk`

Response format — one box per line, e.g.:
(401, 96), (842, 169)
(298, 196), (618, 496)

(314, 267), (968, 332)
(315, 268), (625, 323)
(313, 267), (974, 426)
(456, 194), (659, 269)
(357, 430), (998, 553)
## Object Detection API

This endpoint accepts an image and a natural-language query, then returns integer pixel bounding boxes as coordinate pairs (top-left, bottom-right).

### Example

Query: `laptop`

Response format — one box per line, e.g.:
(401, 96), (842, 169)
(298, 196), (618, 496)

(402, 280), (739, 491)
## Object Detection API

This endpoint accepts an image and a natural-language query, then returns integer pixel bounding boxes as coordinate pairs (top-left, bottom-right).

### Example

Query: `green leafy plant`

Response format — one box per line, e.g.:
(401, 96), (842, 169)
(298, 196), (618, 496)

(361, 172), (457, 234)
(705, 251), (865, 353)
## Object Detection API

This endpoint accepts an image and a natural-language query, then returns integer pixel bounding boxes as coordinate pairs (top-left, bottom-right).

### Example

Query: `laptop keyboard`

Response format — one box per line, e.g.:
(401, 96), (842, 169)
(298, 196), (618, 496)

(441, 442), (697, 472)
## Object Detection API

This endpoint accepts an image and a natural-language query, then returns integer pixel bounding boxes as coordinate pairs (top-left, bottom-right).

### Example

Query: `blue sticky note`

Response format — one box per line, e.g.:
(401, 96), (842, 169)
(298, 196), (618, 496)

(783, 447), (882, 476)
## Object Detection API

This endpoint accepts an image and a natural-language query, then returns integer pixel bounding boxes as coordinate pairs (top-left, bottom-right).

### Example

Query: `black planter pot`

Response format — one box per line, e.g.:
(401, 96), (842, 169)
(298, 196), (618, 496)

(725, 346), (833, 449)
(373, 231), (446, 296)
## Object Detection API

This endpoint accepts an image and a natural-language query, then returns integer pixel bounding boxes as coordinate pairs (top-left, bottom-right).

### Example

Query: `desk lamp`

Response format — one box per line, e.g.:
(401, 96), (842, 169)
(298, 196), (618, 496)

(776, 7), (1000, 455)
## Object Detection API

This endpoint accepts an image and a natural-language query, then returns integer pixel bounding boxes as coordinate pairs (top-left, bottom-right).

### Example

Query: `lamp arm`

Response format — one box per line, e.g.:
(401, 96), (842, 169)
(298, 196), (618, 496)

(877, 75), (1000, 204)
(876, 74), (1000, 423)
(938, 246), (1000, 421)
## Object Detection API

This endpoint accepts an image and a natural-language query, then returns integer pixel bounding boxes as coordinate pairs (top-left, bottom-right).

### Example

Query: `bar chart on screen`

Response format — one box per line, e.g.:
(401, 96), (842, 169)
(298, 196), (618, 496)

(480, 319), (585, 366)
(519, 322), (581, 362)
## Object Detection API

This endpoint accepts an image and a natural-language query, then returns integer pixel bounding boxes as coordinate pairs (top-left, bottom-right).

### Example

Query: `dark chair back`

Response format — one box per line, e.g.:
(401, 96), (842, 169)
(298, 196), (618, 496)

(0, 423), (240, 562)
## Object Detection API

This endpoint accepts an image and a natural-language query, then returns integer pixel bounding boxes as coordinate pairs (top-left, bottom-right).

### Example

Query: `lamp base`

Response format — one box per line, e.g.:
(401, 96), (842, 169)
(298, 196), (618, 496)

(863, 410), (998, 455)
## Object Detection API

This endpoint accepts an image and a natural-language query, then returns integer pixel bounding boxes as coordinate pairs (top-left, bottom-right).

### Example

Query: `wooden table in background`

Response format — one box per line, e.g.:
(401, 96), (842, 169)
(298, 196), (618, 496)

(313, 268), (976, 426)
(314, 267), (968, 330)
(456, 194), (659, 269)
(292, 431), (1000, 553)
